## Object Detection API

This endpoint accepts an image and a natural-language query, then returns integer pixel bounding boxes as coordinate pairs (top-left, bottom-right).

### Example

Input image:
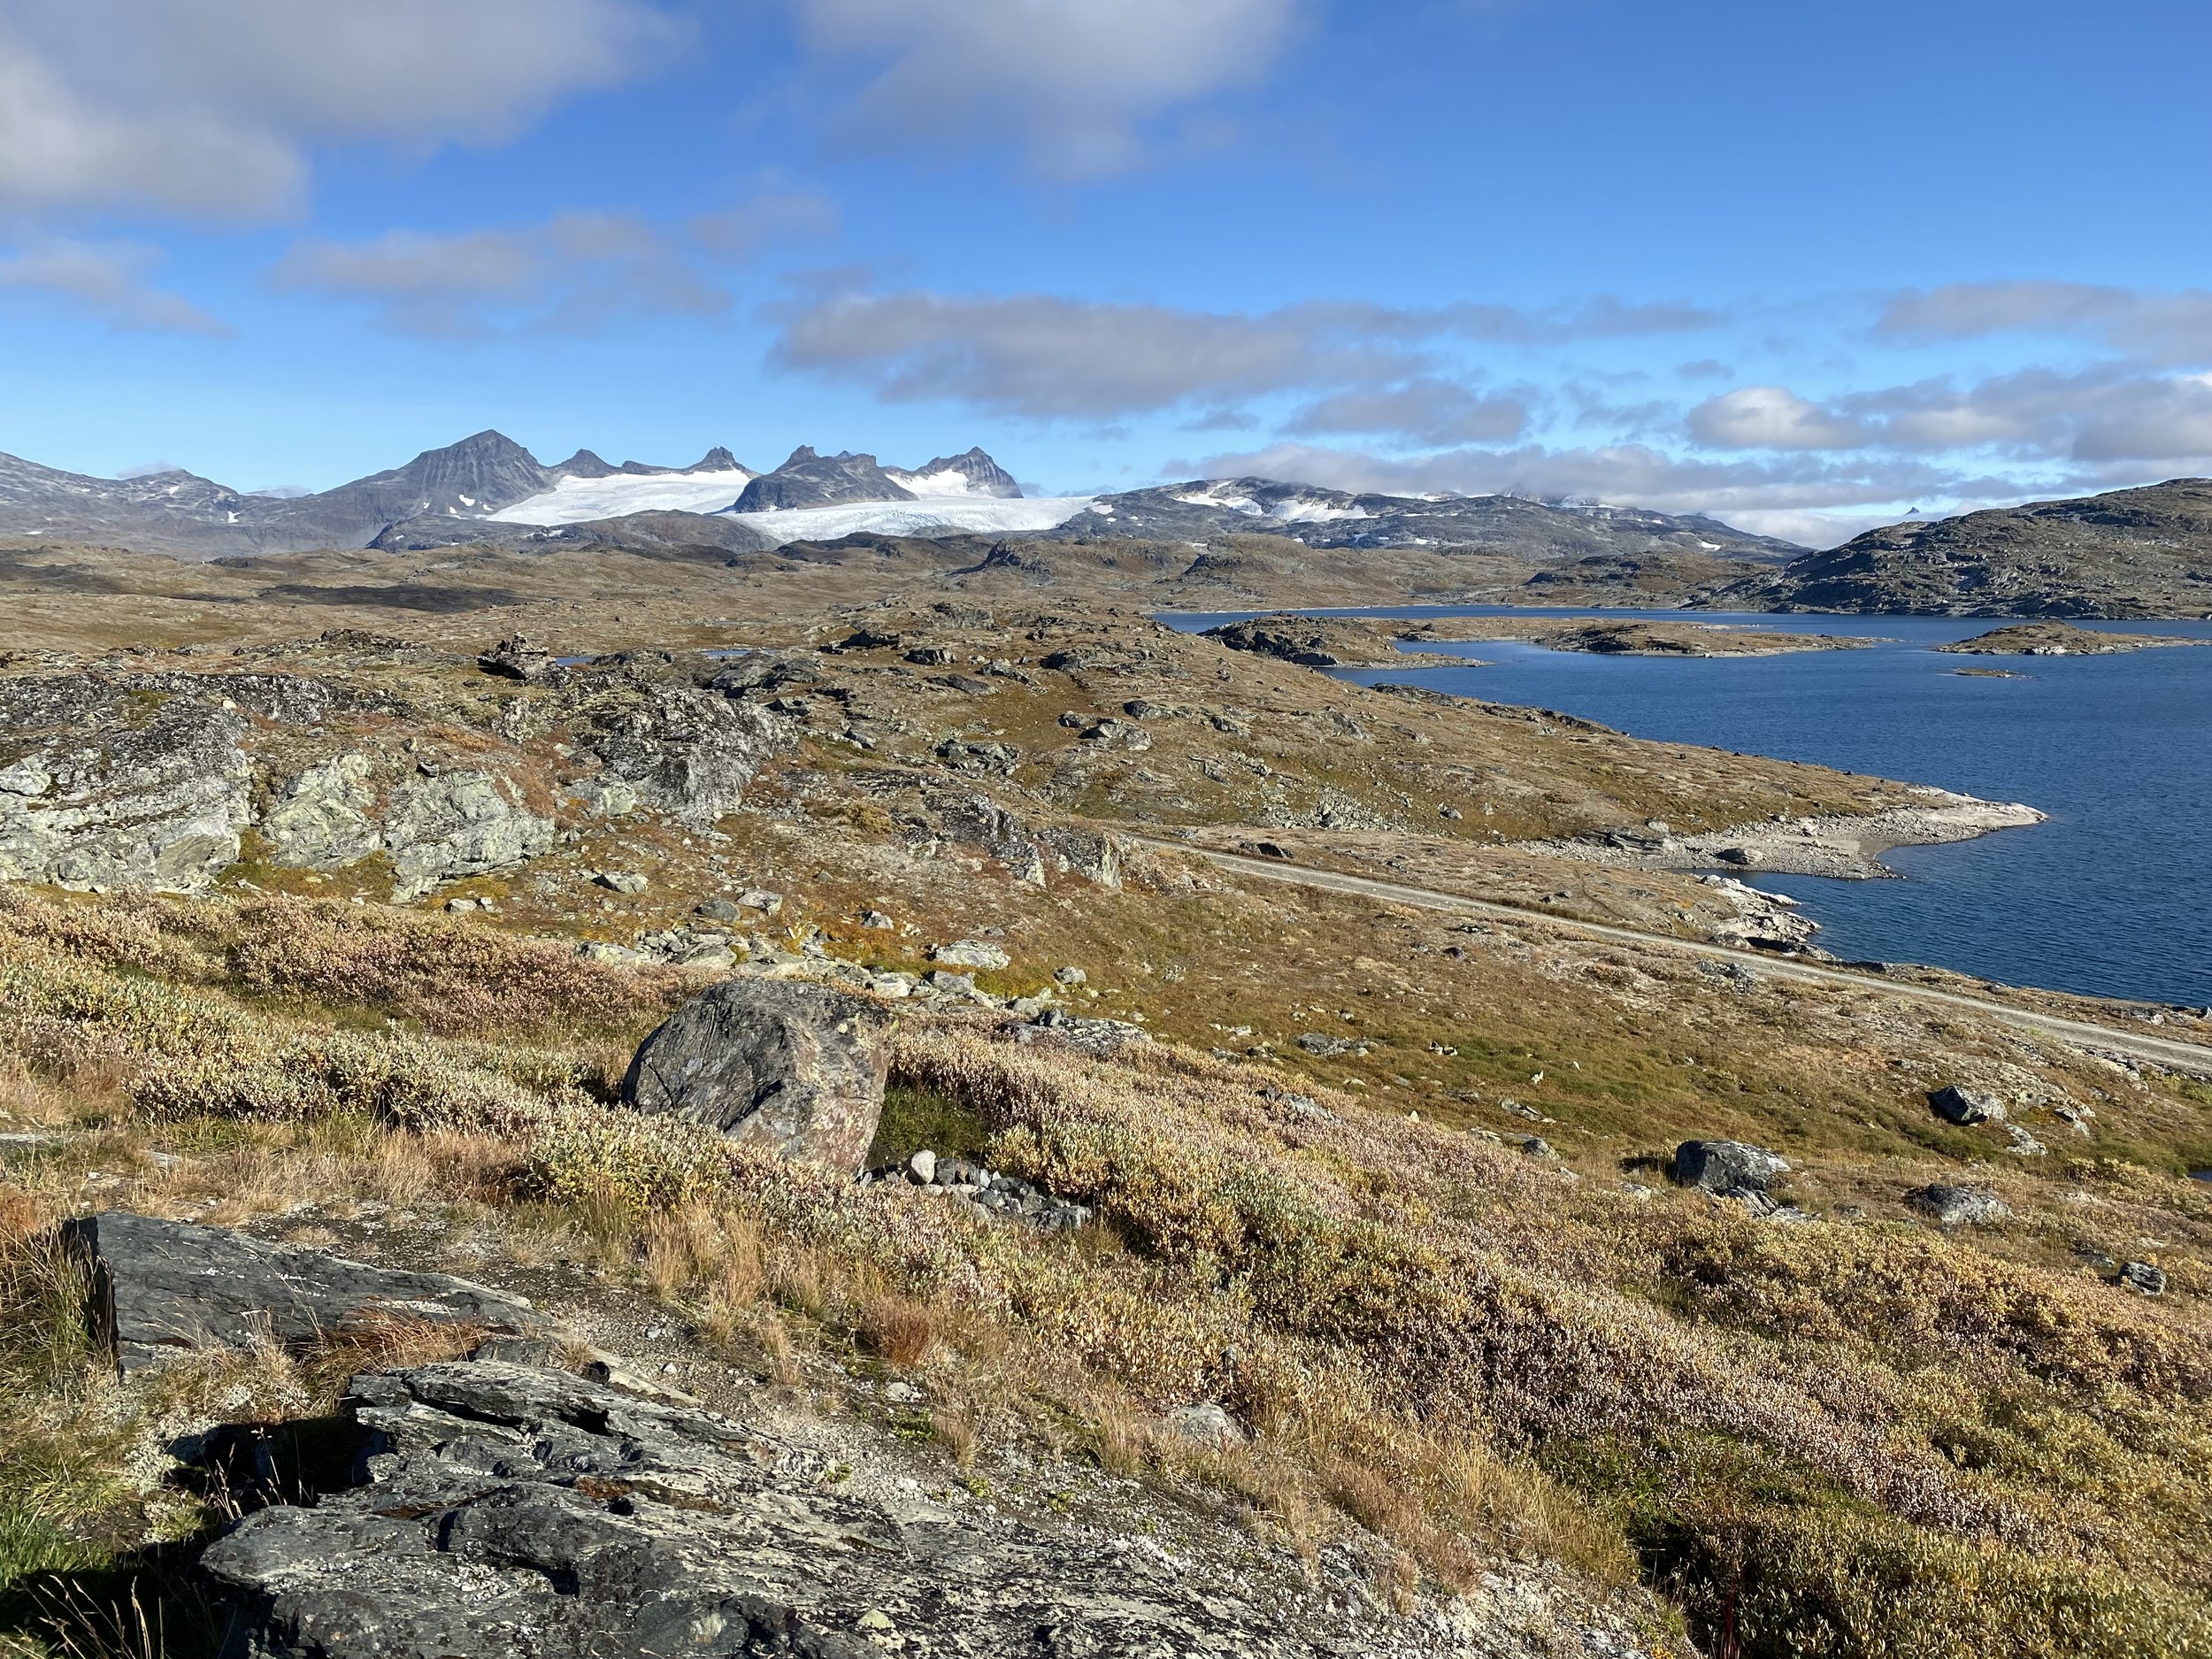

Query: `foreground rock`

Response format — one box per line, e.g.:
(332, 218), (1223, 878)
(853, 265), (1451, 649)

(194, 1361), (1463, 1659)
(1928, 1084), (2006, 1125)
(623, 980), (893, 1171)
(63, 1213), (537, 1374)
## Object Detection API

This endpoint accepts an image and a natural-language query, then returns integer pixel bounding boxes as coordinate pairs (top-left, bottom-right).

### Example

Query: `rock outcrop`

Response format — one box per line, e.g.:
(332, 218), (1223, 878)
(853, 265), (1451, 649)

(622, 981), (893, 1171)
(0, 676), (252, 894)
(195, 1360), (1393, 1659)
(63, 1213), (538, 1374)
(259, 753), (381, 869)
(384, 770), (555, 902)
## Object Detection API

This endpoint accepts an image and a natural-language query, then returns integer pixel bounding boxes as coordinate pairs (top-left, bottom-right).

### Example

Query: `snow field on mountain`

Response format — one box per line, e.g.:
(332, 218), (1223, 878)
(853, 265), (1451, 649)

(729, 495), (1095, 545)
(488, 468), (757, 525)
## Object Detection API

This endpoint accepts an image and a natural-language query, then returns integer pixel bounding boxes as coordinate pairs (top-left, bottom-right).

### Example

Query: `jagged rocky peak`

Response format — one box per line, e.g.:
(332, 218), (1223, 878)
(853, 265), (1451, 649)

(553, 449), (618, 479)
(887, 446), (1023, 499)
(691, 445), (745, 472)
(734, 446), (918, 512)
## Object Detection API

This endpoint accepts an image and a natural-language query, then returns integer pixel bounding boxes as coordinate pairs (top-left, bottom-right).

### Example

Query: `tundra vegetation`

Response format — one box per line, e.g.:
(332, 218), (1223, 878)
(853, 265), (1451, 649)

(0, 585), (2206, 1659)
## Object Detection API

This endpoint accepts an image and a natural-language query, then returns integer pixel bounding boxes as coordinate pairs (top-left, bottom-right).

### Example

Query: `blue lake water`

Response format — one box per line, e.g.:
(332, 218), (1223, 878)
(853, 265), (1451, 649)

(1162, 608), (2212, 1008)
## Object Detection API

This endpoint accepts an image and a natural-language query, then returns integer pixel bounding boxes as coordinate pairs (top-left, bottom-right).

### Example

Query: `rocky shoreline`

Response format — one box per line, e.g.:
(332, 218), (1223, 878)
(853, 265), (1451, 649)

(1934, 619), (2211, 656)
(1521, 787), (2047, 880)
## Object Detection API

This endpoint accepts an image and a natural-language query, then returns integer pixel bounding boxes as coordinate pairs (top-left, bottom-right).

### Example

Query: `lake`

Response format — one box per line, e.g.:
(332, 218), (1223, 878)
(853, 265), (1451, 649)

(1162, 608), (2212, 1009)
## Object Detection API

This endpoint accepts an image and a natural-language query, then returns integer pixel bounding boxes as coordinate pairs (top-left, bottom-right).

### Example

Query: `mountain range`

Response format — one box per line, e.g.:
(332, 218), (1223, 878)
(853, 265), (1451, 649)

(0, 429), (1802, 565)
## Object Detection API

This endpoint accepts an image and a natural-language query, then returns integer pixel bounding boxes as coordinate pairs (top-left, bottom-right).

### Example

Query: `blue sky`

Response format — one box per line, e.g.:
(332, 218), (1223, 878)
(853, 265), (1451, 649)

(2, 0), (2208, 544)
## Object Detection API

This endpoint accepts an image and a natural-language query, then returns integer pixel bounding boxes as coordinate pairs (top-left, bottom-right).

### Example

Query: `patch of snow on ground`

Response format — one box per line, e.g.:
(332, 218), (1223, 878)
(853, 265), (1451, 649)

(1268, 497), (1371, 522)
(726, 496), (1093, 546)
(488, 468), (757, 525)
(1175, 491), (1262, 515)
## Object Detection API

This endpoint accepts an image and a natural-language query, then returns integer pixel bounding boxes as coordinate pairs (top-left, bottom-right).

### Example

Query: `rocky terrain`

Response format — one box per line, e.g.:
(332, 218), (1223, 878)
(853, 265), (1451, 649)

(1724, 477), (2212, 618)
(1932, 619), (2211, 655)
(0, 571), (2209, 1659)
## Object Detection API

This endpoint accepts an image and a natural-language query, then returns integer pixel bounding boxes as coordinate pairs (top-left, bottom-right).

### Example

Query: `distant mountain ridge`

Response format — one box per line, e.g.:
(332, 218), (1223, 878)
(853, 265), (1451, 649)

(0, 430), (1805, 566)
(1719, 478), (2212, 618)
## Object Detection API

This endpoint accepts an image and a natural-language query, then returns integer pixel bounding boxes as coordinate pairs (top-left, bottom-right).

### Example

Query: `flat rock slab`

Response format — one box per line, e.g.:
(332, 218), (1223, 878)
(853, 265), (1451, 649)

(64, 1213), (538, 1374)
(198, 1362), (1363, 1659)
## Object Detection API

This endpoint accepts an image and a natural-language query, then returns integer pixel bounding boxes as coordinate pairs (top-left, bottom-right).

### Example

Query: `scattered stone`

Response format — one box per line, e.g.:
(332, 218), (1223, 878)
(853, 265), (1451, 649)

(860, 910), (895, 930)
(932, 939), (1011, 971)
(622, 980), (894, 1173)
(1912, 1185), (2008, 1225)
(1160, 1402), (1245, 1451)
(1672, 1140), (1789, 1197)
(476, 634), (555, 681)
(1519, 1136), (1557, 1159)
(1713, 845), (1759, 866)
(2004, 1125), (2049, 1157)
(908, 1148), (937, 1184)
(903, 646), (955, 665)
(1054, 966), (1087, 986)
(1928, 1084), (2007, 1125)
(576, 940), (652, 967)
(565, 777), (640, 818)
(2120, 1261), (2167, 1295)
(737, 888), (784, 917)
(1295, 1032), (1352, 1057)
(595, 870), (649, 895)
(1018, 1009), (1151, 1053)
(62, 1213), (537, 1375)
(695, 897), (742, 923)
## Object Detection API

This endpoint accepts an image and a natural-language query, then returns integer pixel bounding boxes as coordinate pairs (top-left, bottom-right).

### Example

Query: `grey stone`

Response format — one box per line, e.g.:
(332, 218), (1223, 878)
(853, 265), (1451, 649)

(62, 1213), (536, 1375)
(1672, 1140), (1790, 1196)
(260, 752), (381, 869)
(860, 910), (895, 930)
(196, 1362), (1361, 1659)
(0, 676), (253, 895)
(695, 897), (743, 923)
(596, 870), (650, 895)
(738, 888), (783, 917)
(1054, 966), (1087, 985)
(1911, 1185), (2008, 1225)
(1295, 1031), (1352, 1057)
(575, 687), (790, 826)
(622, 980), (893, 1173)
(931, 939), (1010, 971)
(477, 634), (556, 682)
(1928, 1084), (2007, 1125)
(907, 1149), (937, 1184)
(566, 777), (641, 818)
(1161, 1402), (1245, 1450)
(2120, 1261), (2167, 1295)
(385, 770), (554, 902)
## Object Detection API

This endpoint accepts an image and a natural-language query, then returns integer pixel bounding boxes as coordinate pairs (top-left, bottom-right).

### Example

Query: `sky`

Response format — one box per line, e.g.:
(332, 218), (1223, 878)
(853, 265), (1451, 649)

(2, 0), (2208, 546)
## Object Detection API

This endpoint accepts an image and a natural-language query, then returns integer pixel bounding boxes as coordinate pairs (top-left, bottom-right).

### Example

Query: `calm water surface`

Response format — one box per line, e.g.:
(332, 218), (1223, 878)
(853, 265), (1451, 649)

(1162, 607), (2212, 1007)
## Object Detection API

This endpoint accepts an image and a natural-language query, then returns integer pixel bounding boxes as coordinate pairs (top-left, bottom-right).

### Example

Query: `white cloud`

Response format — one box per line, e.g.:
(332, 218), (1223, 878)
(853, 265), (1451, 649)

(1877, 281), (2212, 368)
(786, 0), (1299, 175)
(0, 238), (227, 334)
(0, 0), (678, 216)
(1687, 385), (1867, 450)
(767, 288), (1716, 421)
(273, 213), (727, 336)
(1284, 378), (1527, 445)
(689, 190), (841, 259)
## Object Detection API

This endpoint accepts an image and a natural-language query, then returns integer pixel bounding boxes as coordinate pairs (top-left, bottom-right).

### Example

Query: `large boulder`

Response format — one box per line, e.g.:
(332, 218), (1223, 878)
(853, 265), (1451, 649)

(1911, 1185), (2008, 1225)
(195, 1361), (1371, 1658)
(1672, 1139), (1790, 1197)
(1928, 1084), (2006, 1125)
(63, 1213), (538, 1374)
(622, 980), (892, 1171)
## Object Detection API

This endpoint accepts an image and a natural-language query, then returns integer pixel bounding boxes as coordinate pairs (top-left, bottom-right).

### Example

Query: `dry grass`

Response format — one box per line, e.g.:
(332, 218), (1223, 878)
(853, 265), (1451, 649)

(3, 881), (2209, 1657)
